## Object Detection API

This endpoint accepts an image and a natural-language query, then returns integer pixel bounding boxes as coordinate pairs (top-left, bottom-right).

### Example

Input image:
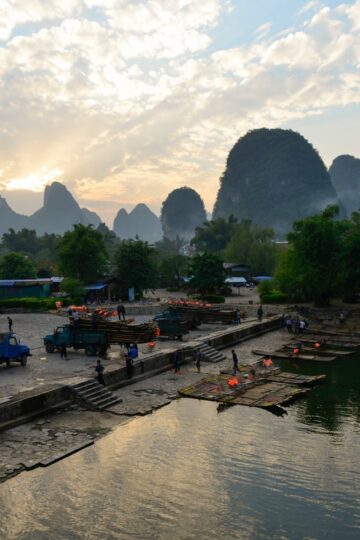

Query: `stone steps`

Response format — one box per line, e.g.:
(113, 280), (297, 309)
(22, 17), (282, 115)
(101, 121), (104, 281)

(72, 380), (122, 411)
(197, 343), (227, 363)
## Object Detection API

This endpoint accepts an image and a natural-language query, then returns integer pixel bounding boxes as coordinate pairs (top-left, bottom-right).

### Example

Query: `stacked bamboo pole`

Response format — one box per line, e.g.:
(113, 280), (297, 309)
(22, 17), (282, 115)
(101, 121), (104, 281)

(77, 317), (157, 344)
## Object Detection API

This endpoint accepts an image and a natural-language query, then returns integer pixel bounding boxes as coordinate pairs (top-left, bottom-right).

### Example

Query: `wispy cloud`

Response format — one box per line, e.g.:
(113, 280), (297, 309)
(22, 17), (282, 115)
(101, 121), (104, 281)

(297, 1), (323, 16)
(254, 22), (272, 40)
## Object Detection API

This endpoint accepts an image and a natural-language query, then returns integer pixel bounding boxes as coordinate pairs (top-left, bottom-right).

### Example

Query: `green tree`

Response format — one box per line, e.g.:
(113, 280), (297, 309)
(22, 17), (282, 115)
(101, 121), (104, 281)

(1, 228), (39, 255)
(158, 255), (189, 289)
(189, 253), (226, 296)
(58, 224), (107, 282)
(224, 220), (277, 275)
(155, 237), (186, 259)
(0, 252), (36, 279)
(191, 216), (238, 254)
(97, 222), (119, 258)
(275, 206), (343, 306)
(114, 239), (158, 297)
(60, 277), (85, 303)
(339, 211), (360, 298)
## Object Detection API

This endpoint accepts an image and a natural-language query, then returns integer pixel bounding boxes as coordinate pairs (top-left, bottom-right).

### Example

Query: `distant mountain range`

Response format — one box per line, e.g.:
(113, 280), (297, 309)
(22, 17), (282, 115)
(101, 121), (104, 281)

(0, 182), (101, 236)
(1, 131), (359, 242)
(113, 203), (162, 243)
(0, 181), (163, 241)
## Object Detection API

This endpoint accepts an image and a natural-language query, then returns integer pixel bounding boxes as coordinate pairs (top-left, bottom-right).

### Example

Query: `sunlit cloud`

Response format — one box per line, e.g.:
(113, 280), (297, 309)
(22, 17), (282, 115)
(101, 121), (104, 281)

(6, 168), (64, 192)
(0, 1), (359, 224)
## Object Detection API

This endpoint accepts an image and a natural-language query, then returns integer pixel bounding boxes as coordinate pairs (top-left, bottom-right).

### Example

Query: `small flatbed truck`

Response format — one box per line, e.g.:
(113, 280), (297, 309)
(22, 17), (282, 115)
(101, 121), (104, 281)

(43, 324), (109, 357)
(0, 332), (31, 367)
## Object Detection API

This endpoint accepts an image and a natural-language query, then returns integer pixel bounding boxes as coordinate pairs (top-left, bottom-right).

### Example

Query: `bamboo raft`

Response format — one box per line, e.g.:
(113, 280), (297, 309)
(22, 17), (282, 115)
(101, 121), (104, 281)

(304, 333), (360, 346)
(76, 317), (157, 344)
(221, 366), (326, 386)
(307, 327), (360, 339)
(283, 344), (355, 357)
(252, 349), (337, 363)
(179, 374), (309, 409)
(295, 337), (360, 351)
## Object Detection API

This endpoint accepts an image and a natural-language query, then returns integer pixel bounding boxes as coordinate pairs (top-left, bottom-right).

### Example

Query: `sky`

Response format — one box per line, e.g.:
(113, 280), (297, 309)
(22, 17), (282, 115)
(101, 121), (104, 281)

(0, 0), (359, 226)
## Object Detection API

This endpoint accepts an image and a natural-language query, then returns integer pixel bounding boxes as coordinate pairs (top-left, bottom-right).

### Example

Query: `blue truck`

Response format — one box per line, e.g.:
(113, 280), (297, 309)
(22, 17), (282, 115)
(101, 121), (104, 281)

(0, 332), (31, 367)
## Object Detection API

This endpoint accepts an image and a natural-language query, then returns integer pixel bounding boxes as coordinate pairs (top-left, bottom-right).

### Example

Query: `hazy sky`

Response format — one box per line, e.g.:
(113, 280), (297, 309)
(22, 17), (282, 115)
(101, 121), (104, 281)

(0, 0), (359, 225)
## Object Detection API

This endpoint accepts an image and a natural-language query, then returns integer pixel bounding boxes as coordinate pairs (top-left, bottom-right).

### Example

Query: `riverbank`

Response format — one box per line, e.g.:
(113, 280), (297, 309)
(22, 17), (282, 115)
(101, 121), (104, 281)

(0, 321), (291, 485)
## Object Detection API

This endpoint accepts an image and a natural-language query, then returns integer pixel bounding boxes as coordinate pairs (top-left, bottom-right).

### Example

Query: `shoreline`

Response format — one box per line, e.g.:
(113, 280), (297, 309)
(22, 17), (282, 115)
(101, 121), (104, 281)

(0, 318), (287, 485)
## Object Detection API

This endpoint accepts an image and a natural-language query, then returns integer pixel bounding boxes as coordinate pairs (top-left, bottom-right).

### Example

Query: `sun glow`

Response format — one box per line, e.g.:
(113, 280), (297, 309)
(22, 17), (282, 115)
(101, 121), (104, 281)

(6, 168), (64, 192)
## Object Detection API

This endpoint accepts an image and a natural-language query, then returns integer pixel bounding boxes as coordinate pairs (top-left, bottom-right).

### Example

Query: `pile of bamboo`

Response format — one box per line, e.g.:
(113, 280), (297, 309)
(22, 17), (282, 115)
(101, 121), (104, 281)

(77, 317), (157, 344)
(169, 305), (237, 324)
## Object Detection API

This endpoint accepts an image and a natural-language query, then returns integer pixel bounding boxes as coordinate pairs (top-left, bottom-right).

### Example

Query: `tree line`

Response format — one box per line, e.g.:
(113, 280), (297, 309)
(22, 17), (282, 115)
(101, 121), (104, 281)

(1, 206), (357, 306)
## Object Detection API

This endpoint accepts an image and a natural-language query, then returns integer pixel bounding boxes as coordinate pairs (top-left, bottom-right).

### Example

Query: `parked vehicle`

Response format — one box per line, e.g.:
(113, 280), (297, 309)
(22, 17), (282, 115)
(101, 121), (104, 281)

(43, 325), (109, 357)
(0, 332), (31, 367)
(153, 316), (189, 340)
(154, 308), (200, 330)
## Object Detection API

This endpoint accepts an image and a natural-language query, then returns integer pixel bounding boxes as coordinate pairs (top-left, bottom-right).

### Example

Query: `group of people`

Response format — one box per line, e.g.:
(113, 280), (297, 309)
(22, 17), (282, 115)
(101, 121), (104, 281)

(230, 349), (257, 382)
(282, 316), (308, 334)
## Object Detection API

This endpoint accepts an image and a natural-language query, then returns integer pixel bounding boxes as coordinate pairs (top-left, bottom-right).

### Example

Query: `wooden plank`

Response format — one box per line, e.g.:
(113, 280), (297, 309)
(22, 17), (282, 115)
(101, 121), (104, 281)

(283, 344), (354, 357)
(252, 349), (336, 363)
(295, 337), (359, 350)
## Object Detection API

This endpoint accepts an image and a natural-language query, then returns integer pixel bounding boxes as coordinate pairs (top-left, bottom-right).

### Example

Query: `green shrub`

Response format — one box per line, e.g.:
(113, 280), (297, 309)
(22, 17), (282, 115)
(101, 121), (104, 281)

(0, 297), (59, 310)
(258, 280), (273, 296)
(60, 278), (85, 299)
(260, 292), (288, 304)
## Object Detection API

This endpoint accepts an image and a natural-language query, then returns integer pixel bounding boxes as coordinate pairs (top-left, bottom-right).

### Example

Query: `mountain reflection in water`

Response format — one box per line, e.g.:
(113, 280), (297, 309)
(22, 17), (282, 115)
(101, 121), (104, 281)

(1, 356), (360, 540)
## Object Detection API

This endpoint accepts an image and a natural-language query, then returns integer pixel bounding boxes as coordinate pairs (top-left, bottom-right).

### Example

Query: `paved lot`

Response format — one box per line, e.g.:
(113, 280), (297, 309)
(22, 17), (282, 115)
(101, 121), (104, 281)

(0, 312), (247, 399)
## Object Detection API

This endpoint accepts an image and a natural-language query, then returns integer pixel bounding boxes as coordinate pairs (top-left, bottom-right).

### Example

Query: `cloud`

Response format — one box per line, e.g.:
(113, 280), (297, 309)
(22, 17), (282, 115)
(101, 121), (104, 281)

(297, 1), (323, 16)
(0, 1), (360, 223)
(254, 22), (272, 41)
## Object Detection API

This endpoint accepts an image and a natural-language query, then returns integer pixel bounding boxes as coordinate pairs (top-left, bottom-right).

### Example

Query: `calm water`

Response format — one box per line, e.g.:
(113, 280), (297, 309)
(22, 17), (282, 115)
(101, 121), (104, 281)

(1, 356), (360, 540)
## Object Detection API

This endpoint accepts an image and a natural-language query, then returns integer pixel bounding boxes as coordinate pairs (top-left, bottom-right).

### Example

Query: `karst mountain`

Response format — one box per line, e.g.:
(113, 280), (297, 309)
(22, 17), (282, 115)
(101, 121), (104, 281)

(213, 128), (343, 237)
(329, 155), (360, 217)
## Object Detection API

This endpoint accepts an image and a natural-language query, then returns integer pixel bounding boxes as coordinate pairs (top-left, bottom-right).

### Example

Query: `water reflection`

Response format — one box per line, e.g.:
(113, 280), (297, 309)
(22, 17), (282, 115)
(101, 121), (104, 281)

(278, 355), (360, 432)
(1, 358), (360, 539)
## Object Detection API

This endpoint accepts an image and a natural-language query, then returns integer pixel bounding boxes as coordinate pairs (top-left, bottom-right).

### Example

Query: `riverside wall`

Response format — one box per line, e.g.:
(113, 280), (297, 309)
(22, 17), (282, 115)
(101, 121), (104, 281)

(0, 316), (281, 431)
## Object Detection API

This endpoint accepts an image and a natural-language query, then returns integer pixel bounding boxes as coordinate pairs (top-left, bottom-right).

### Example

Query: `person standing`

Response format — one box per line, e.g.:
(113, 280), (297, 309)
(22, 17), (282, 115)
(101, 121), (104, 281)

(95, 359), (105, 386)
(7, 317), (13, 332)
(117, 303), (126, 321)
(339, 312), (345, 324)
(72, 309), (80, 329)
(173, 351), (180, 373)
(232, 349), (240, 375)
(195, 350), (202, 373)
(257, 305), (263, 322)
(60, 342), (67, 360)
(235, 309), (241, 325)
(299, 319), (306, 334)
(126, 356), (134, 379)
(286, 318), (293, 333)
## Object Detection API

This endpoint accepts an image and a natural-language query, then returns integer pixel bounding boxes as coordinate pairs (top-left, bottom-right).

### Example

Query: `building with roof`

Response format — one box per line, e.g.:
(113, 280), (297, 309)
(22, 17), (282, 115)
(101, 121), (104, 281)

(0, 278), (62, 300)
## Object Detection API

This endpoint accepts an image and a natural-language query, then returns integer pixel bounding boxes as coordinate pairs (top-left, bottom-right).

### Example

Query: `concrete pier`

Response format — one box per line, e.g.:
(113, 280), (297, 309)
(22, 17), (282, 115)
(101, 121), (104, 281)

(0, 316), (281, 431)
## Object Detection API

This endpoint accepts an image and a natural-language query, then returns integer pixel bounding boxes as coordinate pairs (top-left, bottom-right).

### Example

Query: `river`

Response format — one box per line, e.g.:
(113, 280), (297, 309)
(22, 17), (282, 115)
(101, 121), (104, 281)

(0, 356), (360, 539)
